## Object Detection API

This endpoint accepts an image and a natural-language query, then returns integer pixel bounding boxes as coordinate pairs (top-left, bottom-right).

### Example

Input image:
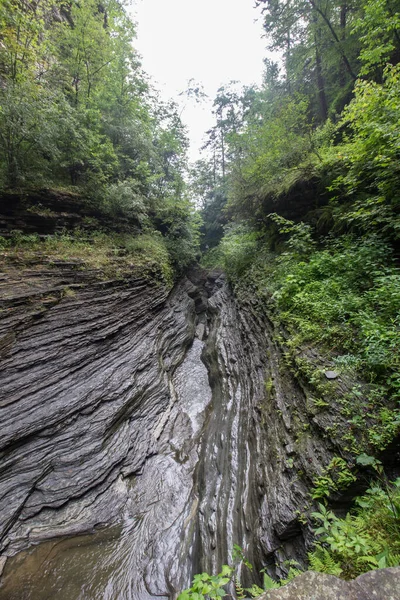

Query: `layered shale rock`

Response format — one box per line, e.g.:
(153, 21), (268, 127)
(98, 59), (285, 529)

(0, 263), (197, 557)
(195, 283), (344, 583)
(0, 259), (396, 599)
(0, 189), (141, 238)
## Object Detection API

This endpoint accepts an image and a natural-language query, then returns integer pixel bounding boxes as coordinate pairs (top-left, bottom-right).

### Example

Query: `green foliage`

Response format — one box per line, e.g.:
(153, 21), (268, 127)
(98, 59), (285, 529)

(256, 0), (360, 112)
(267, 213), (316, 258)
(261, 572), (281, 590)
(234, 578), (246, 599)
(309, 480), (400, 578)
(332, 64), (400, 239)
(353, 0), (400, 75)
(246, 583), (266, 597)
(102, 180), (149, 223)
(0, 82), (65, 186)
(200, 246), (224, 270)
(154, 197), (202, 274)
(218, 225), (260, 281)
(0, 230), (174, 286)
(308, 545), (343, 577)
(312, 457), (356, 501)
(232, 544), (253, 571)
(245, 571), (281, 597)
(177, 565), (232, 600)
(227, 94), (316, 221)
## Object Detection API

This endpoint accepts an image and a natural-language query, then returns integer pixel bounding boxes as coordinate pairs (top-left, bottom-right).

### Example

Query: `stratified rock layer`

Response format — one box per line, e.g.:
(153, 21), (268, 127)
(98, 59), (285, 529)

(195, 279), (345, 582)
(0, 265), (196, 555)
(1, 263), (396, 599)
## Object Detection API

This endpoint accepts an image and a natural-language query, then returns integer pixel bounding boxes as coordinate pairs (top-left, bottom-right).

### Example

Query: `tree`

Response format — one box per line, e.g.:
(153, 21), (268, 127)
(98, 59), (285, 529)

(353, 0), (400, 76)
(0, 0), (190, 194)
(256, 0), (361, 120)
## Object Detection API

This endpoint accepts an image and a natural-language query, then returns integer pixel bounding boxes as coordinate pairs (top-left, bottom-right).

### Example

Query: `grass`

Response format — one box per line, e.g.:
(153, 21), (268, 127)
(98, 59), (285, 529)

(0, 230), (174, 286)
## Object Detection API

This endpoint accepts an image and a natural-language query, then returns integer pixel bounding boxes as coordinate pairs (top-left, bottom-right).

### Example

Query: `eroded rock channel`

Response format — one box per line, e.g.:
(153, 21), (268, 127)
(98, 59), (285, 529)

(0, 267), (346, 599)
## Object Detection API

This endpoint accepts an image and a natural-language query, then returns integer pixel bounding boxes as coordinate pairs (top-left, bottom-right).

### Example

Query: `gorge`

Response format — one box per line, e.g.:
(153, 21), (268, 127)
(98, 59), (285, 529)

(0, 233), (366, 599)
(1, 0), (400, 596)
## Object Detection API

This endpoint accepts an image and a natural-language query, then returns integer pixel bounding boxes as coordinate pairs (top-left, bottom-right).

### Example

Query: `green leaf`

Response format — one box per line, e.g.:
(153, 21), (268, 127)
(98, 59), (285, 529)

(356, 453), (377, 466)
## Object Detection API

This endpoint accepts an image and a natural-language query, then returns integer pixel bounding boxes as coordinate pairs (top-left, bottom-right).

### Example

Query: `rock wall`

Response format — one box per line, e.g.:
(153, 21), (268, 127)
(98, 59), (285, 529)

(0, 264), (196, 554)
(0, 262), (392, 598)
(195, 277), (343, 582)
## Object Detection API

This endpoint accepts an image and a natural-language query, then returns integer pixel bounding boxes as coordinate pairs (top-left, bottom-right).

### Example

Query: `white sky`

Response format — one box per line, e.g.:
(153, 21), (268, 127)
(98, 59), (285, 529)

(130, 0), (267, 162)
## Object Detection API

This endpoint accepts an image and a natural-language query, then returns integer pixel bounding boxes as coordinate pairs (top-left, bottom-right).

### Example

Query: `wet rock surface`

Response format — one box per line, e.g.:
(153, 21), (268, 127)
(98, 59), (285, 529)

(194, 283), (352, 582)
(0, 264), (218, 598)
(0, 262), (394, 598)
(258, 568), (400, 599)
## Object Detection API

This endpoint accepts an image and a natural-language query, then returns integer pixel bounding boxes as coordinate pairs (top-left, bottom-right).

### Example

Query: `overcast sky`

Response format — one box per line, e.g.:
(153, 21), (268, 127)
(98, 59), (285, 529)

(131, 0), (267, 162)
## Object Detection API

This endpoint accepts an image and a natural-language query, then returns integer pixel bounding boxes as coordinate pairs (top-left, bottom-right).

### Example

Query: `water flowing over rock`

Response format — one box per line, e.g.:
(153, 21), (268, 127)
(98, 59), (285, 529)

(0, 265), (392, 598)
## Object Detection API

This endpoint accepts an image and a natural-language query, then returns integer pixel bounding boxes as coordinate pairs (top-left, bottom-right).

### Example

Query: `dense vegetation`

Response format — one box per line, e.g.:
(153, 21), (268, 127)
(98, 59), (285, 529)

(190, 0), (400, 591)
(0, 0), (200, 278)
(196, 0), (400, 455)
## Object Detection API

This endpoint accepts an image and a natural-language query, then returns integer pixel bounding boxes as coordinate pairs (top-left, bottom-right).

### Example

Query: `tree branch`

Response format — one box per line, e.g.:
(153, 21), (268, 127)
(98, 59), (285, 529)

(308, 0), (357, 80)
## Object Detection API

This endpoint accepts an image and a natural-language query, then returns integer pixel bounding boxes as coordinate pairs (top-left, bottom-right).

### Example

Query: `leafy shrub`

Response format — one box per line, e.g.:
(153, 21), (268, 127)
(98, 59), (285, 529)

(219, 225), (260, 281)
(312, 457), (356, 501)
(309, 480), (400, 579)
(153, 197), (202, 275)
(177, 565), (232, 600)
(332, 65), (400, 239)
(118, 233), (173, 285)
(200, 246), (224, 269)
(102, 180), (149, 223)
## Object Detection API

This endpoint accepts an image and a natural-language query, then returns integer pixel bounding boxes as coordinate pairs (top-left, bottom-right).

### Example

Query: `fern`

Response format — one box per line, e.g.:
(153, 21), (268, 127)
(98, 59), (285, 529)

(235, 577), (246, 599)
(245, 583), (265, 598)
(387, 553), (400, 567)
(308, 545), (343, 576)
(262, 572), (281, 590)
(356, 555), (379, 567)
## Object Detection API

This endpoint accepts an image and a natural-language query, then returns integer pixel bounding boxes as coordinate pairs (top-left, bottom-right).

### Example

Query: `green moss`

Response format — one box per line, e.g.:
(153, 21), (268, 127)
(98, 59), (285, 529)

(0, 230), (174, 287)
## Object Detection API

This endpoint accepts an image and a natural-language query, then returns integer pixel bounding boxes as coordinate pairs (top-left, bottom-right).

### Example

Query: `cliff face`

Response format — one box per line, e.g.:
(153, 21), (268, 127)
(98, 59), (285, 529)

(196, 280), (341, 582)
(0, 264), (195, 551)
(0, 260), (214, 598)
(0, 260), (376, 598)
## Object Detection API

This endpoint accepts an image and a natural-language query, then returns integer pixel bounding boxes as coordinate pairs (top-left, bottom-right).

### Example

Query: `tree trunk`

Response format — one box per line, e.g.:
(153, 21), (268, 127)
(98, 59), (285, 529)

(221, 130), (226, 187)
(308, 0), (357, 80)
(339, 3), (348, 87)
(313, 16), (328, 121)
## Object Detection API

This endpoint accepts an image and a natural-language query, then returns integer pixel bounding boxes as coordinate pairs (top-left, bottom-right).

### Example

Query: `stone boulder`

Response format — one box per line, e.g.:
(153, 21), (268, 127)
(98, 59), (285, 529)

(258, 568), (400, 600)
